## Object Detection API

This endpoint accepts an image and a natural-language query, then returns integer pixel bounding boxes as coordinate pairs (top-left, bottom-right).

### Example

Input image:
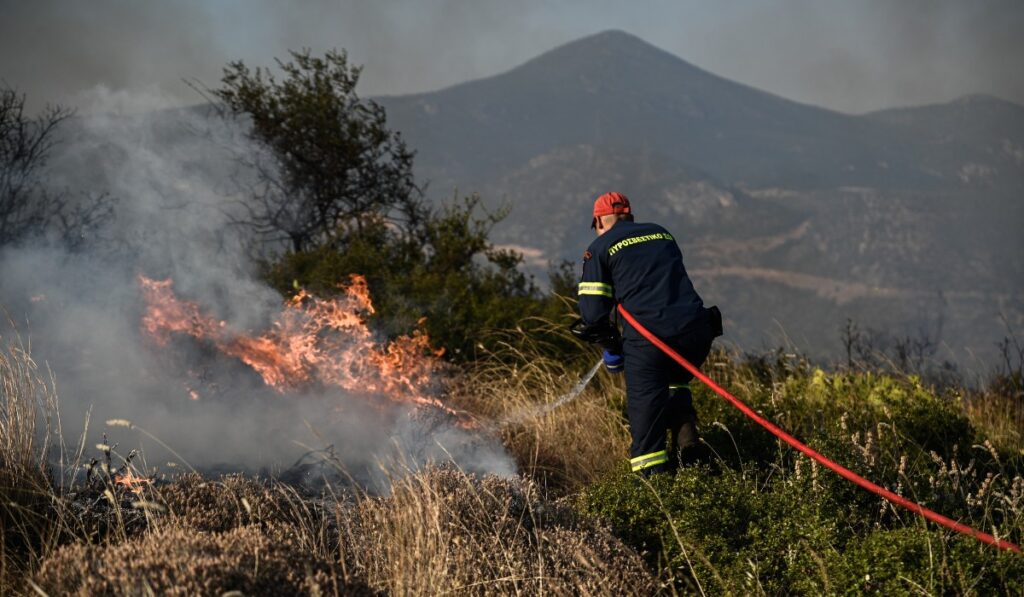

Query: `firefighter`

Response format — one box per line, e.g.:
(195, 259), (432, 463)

(572, 192), (722, 475)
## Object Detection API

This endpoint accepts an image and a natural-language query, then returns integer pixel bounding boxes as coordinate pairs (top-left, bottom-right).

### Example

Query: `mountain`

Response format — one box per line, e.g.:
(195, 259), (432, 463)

(379, 30), (1024, 192)
(866, 94), (1024, 187)
(374, 30), (1024, 366)
(473, 143), (799, 262)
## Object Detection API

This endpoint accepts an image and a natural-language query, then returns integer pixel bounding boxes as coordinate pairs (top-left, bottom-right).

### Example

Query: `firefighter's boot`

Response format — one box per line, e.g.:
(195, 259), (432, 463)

(676, 414), (704, 466)
(677, 416), (699, 450)
(666, 385), (700, 469)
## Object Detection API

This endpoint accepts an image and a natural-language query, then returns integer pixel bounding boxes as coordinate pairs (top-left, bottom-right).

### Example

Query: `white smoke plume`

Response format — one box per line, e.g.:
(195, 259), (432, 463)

(0, 88), (514, 491)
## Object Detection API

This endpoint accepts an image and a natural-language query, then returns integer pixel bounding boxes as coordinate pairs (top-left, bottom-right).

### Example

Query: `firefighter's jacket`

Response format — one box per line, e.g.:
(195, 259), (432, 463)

(578, 220), (704, 341)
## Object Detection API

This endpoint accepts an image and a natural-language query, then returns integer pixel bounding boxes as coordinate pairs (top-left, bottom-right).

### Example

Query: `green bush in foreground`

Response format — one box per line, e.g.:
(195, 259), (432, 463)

(579, 359), (1024, 595)
(581, 466), (1024, 595)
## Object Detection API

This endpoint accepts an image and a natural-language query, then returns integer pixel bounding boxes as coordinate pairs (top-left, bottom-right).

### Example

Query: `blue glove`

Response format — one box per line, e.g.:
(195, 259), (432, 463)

(603, 350), (624, 374)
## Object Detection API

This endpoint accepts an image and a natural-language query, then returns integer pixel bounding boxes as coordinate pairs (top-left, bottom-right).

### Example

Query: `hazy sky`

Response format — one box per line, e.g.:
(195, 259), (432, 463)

(2, 0), (1022, 114)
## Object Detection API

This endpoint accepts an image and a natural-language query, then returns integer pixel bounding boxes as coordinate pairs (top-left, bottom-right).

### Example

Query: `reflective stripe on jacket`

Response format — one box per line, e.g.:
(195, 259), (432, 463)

(578, 220), (704, 340)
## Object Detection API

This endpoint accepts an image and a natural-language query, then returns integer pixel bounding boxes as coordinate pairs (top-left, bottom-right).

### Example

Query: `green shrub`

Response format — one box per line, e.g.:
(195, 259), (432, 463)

(579, 359), (1024, 595)
(580, 461), (1023, 594)
(265, 195), (575, 361)
(579, 465), (847, 594)
(830, 527), (1024, 595)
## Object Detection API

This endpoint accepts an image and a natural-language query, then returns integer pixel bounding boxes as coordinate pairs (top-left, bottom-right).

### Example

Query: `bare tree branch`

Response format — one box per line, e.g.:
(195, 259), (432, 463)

(0, 85), (117, 249)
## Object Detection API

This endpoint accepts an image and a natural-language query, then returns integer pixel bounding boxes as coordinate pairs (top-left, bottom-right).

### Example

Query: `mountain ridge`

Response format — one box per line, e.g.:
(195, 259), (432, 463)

(378, 30), (1022, 193)
(370, 29), (1022, 365)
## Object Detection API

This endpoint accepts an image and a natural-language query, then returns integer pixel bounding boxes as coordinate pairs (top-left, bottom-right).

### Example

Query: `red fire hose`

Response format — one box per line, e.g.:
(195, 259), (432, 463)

(617, 304), (1021, 553)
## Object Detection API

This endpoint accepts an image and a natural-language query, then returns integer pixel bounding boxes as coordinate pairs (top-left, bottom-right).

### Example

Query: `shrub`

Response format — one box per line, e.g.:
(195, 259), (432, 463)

(156, 473), (293, 533)
(265, 196), (572, 361)
(578, 352), (1024, 594)
(831, 527), (1024, 595)
(580, 457), (1024, 595)
(579, 465), (847, 594)
(30, 466), (655, 595)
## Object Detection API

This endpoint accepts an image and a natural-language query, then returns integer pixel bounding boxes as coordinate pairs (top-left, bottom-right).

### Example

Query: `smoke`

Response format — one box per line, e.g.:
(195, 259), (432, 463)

(716, 0), (1024, 113)
(0, 88), (514, 490)
(0, 0), (546, 113)
(3, 1), (1022, 116)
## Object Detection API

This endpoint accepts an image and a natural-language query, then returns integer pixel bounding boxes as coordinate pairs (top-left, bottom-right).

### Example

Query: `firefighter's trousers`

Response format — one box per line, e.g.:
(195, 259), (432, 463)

(623, 314), (715, 475)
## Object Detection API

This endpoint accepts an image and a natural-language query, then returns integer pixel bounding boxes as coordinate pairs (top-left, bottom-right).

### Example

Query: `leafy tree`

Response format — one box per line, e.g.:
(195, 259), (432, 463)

(216, 50), (577, 357)
(265, 195), (572, 360)
(215, 49), (424, 252)
(0, 86), (114, 249)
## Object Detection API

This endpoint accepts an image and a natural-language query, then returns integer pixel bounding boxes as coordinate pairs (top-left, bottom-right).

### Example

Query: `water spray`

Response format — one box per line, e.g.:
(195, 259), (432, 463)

(494, 358), (604, 429)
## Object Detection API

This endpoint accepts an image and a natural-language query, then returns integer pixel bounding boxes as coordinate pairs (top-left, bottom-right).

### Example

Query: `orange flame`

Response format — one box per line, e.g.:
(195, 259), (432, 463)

(114, 471), (151, 494)
(138, 274), (458, 417)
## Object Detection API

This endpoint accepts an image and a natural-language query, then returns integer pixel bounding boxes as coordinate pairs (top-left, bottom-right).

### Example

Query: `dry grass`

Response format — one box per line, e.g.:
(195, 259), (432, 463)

(0, 337), (61, 590)
(449, 320), (630, 493)
(0, 338), (53, 483)
(963, 389), (1024, 456)
(33, 523), (366, 596)
(343, 466), (654, 595)
(27, 467), (653, 596)
(1, 329), (655, 596)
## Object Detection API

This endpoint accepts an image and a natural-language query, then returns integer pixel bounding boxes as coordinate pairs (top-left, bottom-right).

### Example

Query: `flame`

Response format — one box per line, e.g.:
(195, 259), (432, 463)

(114, 471), (150, 494)
(138, 274), (458, 417)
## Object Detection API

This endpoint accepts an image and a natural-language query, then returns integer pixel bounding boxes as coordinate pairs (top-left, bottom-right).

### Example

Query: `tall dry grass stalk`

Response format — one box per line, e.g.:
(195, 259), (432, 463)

(449, 319), (630, 493)
(0, 336), (59, 591)
(0, 338), (55, 483)
(963, 390), (1024, 456)
(340, 466), (654, 596)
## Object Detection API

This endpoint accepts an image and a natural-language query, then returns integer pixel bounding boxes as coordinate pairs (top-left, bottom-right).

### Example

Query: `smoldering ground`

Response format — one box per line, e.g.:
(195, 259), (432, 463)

(0, 89), (514, 491)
